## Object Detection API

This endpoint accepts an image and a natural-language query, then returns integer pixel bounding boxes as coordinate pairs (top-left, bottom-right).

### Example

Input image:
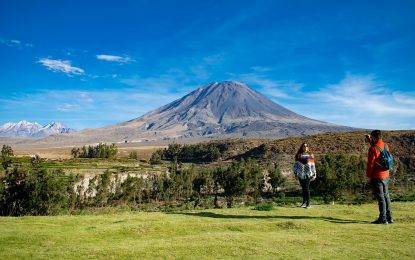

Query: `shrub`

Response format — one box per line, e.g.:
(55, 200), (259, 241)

(0, 166), (77, 216)
(312, 154), (367, 203)
(268, 161), (286, 195)
(128, 151), (139, 160)
(116, 176), (147, 204)
(213, 159), (264, 208)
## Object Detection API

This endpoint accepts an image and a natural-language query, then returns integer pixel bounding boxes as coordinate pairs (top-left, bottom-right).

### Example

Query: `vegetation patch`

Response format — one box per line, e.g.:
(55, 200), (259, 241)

(253, 203), (274, 211)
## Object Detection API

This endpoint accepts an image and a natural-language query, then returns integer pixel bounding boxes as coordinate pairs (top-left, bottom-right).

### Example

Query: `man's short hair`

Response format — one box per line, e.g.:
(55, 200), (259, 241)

(370, 130), (382, 139)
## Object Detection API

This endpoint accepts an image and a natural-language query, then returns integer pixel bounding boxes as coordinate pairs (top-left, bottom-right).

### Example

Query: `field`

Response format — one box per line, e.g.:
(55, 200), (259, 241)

(1, 202), (414, 259)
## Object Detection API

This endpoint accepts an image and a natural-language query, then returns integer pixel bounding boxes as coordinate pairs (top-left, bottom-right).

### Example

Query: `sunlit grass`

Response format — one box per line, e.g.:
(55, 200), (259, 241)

(0, 202), (414, 259)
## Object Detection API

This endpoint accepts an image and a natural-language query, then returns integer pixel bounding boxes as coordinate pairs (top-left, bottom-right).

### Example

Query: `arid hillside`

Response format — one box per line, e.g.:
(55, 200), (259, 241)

(188, 130), (415, 175)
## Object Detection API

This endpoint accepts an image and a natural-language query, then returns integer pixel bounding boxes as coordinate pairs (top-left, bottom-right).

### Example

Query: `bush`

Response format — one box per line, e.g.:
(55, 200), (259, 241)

(116, 176), (147, 204)
(312, 154), (367, 203)
(128, 151), (139, 160)
(213, 159), (264, 208)
(0, 166), (77, 216)
(268, 162), (286, 194)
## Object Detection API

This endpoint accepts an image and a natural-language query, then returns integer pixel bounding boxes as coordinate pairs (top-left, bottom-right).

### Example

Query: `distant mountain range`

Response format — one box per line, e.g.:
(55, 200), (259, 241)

(17, 81), (354, 146)
(0, 120), (75, 138)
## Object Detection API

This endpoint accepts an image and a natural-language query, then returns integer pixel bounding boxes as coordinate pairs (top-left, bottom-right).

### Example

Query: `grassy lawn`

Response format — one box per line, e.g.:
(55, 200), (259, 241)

(0, 202), (414, 259)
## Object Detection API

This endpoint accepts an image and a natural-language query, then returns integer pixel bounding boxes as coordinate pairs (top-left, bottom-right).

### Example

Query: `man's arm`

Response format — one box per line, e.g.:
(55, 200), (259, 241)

(366, 147), (375, 179)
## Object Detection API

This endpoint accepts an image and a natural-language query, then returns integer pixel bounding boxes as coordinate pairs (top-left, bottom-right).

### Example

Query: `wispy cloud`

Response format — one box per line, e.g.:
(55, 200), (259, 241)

(312, 74), (415, 116)
(0, 88), (181, 129)
(268, 74), (415, 129)
(57, 103), (81, 112)
(38, 58), (85, 75)
(0, 38), (33, 48)
(121, 53), (226, 93)
(96, 54), (133, 63)
(231, 67), (303, 98)
(228, 68), (415, 129)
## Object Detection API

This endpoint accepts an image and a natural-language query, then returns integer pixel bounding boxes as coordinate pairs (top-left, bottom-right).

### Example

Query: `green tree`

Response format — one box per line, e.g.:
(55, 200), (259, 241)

(243, 159), (263, 201)
(0, 166), (77, 216)
(117, 176), (146, 204)
(312, 154), (367, 203)
(213, 161), (247, 208)
(1, 145), (14, 169)
(150, 149), (163, 165)
(268, 162), (286, 195)
(1, 145), (13, 157)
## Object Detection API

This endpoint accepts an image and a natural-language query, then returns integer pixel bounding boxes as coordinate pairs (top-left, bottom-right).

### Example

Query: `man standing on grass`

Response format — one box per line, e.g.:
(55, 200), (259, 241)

(366, 130), (393, 224)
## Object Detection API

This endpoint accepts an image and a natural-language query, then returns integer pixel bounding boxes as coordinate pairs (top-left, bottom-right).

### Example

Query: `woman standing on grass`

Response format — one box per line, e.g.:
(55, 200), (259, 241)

(293, 143), (317, 208)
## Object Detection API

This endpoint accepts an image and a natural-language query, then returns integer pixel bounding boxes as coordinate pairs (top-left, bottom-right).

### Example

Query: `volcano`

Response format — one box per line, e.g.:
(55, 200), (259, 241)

(27, 81), (353, 146)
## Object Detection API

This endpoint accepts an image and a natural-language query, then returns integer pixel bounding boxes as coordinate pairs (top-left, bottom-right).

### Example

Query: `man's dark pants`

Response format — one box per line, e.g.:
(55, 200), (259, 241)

(371, 178), (392, 221)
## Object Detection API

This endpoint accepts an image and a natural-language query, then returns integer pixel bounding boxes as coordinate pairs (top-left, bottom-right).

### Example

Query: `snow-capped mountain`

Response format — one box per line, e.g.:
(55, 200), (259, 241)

(0, 120), (75, 138)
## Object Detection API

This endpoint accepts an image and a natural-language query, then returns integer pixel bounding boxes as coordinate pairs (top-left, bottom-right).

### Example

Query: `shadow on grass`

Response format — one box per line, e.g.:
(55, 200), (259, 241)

(170, 212), (369, 224)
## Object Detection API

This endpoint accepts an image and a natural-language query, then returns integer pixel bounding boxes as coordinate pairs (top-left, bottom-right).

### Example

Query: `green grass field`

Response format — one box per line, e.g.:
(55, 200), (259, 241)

(1, 202), (414, 259)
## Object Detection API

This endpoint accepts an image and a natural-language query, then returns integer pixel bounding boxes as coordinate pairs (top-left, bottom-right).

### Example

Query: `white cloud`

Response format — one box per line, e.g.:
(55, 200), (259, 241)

(38, 58), (85, 75)
(96, 54), (133, 63)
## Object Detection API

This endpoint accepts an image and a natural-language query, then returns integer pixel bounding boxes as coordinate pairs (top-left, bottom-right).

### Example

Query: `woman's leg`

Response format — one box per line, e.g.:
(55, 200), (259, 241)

(304, 178), (311, 206)
(300, 179), (307, 205)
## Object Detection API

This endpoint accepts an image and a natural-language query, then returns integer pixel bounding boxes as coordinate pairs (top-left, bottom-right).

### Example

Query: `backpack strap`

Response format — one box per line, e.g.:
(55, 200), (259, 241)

(373, 143), (387, 152)
(374, 145), (384, 153)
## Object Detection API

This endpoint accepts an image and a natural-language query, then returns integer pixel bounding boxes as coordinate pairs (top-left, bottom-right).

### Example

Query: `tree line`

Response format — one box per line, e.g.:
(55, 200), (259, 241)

(70, 143), (118, 159)
(0, 144), (413, 216)
(150, 143), (225, 164)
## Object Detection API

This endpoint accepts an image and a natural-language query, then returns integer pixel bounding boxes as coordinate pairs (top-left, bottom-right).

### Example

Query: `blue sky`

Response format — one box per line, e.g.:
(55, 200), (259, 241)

(1, 0), (414, 130)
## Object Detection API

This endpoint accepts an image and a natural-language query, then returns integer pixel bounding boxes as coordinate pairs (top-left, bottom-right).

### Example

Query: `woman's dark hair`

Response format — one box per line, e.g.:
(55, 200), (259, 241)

(295, 143), (308, 160)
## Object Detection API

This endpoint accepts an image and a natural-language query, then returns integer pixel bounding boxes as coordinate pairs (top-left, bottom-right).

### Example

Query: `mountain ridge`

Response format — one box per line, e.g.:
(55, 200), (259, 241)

(0, 120), (75, 138)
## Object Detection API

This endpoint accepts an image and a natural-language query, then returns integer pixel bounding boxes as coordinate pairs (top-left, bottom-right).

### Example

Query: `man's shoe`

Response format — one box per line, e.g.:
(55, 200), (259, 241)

(300, 203), (307, 208)
(305, 204), (312, 209)
(371, 219), (388, 224)
(387, 218), (394, 224)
